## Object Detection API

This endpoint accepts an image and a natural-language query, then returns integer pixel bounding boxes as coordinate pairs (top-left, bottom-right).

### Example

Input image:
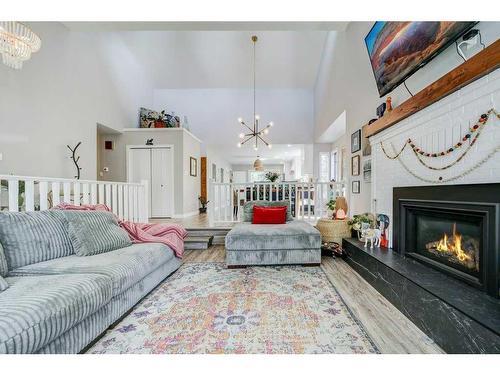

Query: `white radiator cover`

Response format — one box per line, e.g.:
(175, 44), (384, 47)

(370, 68), (500, 248)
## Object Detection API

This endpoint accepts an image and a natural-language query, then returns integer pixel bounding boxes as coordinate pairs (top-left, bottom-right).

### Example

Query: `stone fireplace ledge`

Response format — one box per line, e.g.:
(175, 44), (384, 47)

(343, 238), (500, 354)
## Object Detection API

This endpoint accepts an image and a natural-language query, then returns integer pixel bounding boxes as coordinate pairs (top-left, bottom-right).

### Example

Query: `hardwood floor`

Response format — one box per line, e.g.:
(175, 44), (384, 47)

(183, 246), (444, 354)
(150, 213), (232, 228)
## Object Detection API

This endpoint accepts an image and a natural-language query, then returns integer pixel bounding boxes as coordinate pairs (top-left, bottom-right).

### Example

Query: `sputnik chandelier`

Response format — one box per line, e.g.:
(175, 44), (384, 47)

(237, 35), (274, 151)
(0, 22), (41, 70)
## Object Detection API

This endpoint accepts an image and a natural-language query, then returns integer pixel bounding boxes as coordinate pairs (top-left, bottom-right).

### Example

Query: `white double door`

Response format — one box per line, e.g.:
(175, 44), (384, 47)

(127, 147), (173, 218)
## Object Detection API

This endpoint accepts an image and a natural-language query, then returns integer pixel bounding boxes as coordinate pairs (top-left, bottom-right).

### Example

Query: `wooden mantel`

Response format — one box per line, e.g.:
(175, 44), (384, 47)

(364, 39), (500, 138)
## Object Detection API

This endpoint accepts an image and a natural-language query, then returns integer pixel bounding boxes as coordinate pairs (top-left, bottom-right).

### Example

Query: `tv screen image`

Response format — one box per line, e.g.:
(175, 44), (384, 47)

(365, 21), (476, 97)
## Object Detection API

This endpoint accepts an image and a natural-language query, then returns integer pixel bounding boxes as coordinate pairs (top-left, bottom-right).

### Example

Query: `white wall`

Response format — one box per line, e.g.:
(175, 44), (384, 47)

(371, 70), (500, 247)
(183, 131), (201, 215)
(0, 23), (153, 179)
(314, 22), (500, 216)
(153, 88), (314, 146)
(205, 145), (232, 183)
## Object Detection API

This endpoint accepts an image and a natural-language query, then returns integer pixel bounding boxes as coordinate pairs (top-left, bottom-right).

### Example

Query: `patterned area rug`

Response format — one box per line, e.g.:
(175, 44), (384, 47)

(89, 263), (378, 354)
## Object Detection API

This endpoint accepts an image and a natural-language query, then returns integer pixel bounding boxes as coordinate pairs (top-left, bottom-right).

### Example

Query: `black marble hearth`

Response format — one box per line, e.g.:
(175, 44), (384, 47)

(343, 238), (500, 353)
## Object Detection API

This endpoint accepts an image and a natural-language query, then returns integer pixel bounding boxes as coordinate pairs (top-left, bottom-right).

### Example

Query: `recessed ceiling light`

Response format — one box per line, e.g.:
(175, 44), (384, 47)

(287, 144), (292, 147)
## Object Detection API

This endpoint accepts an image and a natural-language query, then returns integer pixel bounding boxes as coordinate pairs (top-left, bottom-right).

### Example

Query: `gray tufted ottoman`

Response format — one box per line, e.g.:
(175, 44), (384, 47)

(225, 220), (322, 267)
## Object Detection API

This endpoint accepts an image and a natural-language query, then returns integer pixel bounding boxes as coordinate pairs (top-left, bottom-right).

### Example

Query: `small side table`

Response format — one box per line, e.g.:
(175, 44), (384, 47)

(316, 218), (351, 243)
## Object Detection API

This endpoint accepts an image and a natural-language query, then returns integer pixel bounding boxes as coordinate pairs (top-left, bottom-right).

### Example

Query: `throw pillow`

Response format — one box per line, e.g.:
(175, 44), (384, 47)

(0, 275), (8, 292)
(0, 242), (8, 277)
(252, 206), (287, 224)
(63, 211), (132, 256)
(243, 200), (293, 222)
(0, 211), (74, 270)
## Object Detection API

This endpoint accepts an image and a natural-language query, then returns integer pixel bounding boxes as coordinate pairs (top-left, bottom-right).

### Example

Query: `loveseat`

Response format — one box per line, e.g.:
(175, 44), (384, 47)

(225, 201), (321, 267)
(0, 210), (181, 354)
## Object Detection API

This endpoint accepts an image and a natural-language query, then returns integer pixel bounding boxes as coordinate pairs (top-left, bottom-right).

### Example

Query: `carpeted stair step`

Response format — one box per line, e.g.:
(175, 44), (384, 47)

(184, 235), (214, 250)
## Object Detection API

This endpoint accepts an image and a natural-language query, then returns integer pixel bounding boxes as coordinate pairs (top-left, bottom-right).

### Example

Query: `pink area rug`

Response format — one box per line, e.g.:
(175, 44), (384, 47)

(88, 263), (378, 354)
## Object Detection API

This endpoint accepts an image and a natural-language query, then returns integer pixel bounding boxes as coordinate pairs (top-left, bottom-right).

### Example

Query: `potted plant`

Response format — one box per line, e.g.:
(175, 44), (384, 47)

(198, 196), (209, 214)
(347, 213), (374, 239)
(326, 199), (336, 219)
(265, 171), (279, 183)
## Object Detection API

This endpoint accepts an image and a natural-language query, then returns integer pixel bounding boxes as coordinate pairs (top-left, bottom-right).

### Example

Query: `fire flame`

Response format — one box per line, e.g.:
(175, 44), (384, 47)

(435, 223), (471, 262)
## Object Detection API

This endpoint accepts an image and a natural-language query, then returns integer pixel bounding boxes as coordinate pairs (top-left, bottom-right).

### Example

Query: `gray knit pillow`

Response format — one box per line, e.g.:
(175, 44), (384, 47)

(0, 242), (8, 277)
(63, 211), (132, 256)
(0, 211), (73, 270)
(0, 275), (9, 292)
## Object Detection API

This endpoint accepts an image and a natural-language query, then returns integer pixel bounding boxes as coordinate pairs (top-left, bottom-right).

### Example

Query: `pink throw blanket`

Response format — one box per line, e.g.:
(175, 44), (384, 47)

(54, 203), (187, 258)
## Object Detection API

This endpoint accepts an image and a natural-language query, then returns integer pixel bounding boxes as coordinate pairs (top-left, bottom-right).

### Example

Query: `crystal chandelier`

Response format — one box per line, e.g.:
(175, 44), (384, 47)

(0, 22), (41, 70)
(237, 35), (273, 151)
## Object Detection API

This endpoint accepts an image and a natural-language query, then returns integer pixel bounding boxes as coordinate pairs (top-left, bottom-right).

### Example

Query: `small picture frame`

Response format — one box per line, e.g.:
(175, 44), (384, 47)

(351, 155), (360, 176)
(190, 157), (197, 177)
(351, 129), (361, 153)
(363, 170), (372, 183)
(104, 140), (114, 150)
(363, 159), (372, 183)
(352, 180), (360, 194)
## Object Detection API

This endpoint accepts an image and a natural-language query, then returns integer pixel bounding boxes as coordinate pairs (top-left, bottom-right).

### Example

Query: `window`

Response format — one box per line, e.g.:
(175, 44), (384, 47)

(331, 150), (338, 181)
(211, 163), (217, 181)
(319, 152), (330, 182)
(249, 171), (267, 182)
(319, 151), (340, 182)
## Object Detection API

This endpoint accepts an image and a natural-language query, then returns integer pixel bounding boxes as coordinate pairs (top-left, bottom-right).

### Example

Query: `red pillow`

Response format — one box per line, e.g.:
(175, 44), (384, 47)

(252, 206), (287, 224)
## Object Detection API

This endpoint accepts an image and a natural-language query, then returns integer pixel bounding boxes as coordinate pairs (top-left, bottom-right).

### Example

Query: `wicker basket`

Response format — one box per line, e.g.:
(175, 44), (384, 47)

(316, 218), (351, 243)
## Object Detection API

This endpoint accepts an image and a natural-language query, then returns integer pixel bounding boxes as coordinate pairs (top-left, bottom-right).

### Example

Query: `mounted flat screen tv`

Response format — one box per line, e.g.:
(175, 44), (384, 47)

(365, 22), (477, 97)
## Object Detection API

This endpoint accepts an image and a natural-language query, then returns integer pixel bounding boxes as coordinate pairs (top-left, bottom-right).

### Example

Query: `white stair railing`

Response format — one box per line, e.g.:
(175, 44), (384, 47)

(208, 181), (346, 226)
(0, 175), (149, 223)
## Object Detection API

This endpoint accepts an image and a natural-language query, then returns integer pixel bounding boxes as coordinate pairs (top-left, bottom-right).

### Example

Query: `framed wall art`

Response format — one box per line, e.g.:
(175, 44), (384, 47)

(351, 129), (361, 153)
(352, 180), (360, 194)
(190, 157), (197, 177)
(351, 155), (360, 176)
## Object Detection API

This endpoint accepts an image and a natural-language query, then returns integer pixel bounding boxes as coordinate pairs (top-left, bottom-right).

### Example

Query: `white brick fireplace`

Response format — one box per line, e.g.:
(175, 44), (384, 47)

(370, 69), (500, 248)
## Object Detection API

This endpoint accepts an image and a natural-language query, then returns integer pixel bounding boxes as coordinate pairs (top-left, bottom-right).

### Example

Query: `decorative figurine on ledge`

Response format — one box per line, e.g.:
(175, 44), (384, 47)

(361, 224), (381, 249)
(386, 96), (393, 113)
(377, 214), (390, 248)
(376, 102), (386, 118)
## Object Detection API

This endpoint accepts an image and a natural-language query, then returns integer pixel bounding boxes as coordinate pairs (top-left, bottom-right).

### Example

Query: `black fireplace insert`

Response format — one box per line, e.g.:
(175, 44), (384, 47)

(393, 184), (500, 298)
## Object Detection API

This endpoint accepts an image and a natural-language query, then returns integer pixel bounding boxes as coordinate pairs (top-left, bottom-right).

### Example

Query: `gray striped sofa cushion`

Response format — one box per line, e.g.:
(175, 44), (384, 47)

(10, 243), (175, 296)
(62, 211), (132, 256)
(0, 242), (8, 277)
(0, 273), (112, 354)
(36, 303), (113, 354)
(38, 257), (181, 354)
(0, 275), (8, 292)
(0, 211), (73, 270)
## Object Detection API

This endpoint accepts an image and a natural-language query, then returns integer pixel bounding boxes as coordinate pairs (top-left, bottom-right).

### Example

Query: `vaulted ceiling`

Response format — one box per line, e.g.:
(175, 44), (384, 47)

(61, 23), (346, 164)
(112, 30), (328, 89)
(62, 22), (346, 89)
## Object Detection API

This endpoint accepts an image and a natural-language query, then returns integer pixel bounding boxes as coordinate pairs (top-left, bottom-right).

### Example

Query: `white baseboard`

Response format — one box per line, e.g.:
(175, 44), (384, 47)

(172, 210), (199, 219)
